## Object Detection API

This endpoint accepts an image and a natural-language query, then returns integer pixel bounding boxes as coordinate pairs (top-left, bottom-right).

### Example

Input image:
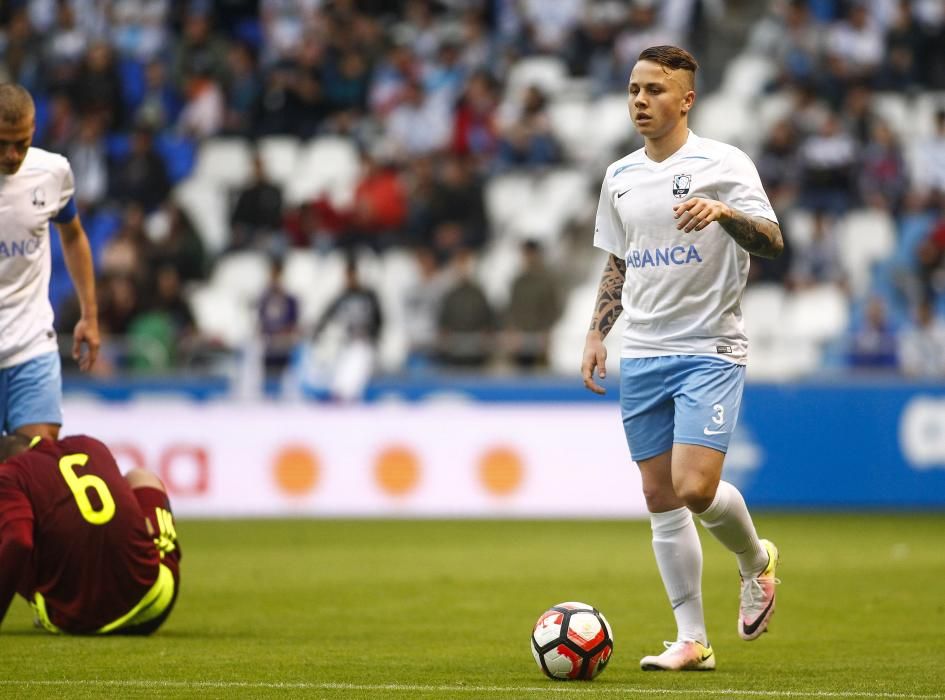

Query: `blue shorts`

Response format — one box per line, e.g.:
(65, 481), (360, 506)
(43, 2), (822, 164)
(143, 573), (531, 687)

(619, 355), (745, 461)
(0, 352), (63, 433)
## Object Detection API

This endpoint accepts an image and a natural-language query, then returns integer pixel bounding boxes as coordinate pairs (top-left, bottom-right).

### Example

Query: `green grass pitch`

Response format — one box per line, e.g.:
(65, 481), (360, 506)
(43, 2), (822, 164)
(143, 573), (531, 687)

(1, 514), (943, 699)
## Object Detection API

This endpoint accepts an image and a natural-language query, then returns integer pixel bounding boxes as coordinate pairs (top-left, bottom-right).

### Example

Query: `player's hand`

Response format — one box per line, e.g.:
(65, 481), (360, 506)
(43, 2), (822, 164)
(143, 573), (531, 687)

(673, 198), (732, 233)
(582, 331), (608, 395)
(72, 317), (100, 372)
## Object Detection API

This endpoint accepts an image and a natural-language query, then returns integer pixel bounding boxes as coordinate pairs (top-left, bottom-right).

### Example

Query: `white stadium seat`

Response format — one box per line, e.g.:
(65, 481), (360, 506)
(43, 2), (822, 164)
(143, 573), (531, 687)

(548, 98), (592, 162)
(741, 283), (788, 341)
(485, 173), (536, 238)
(505, 55), (568, 103)
(257, 135), (301, 188)
(284, 136), (361, 207)
(548, 265), (626, 376)
(782, 208), (815, 249)
(782, 284), (850, 344)
(477, 237), (523, 308)
(210, 250), (272, 305)
(911, 91), (945, 141)
(755, 91), (793, 137)
(193, 138), (254, 188)
(188, 282), (256, 348)
(172, 177), (230, 255)
(837, 208), (895, 296)
(281, 249), (347, 328)
(873, 92), (912, 145)
(690, 93), (757, 152)
(720, 54), (776, 99)
(587, 94), (634, 160)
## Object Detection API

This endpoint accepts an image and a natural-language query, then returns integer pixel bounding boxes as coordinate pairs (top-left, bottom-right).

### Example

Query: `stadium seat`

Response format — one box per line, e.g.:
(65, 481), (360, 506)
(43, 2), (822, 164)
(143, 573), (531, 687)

(837, 208), (895, 296)
(284, 136), (361, 208)
(192, 138), (254, 189)
(172, 178), (230, 255)
(537, 168), (592, 229)
(188, 282), (256, 348)
(912, 91), (945, 140)
(587, 94), (634, 160)
(548, 269), (626, 376)
(720, 54), (776, 99)
(548, 98), (592, 162)
(741, 283), (788, 341)
(257, 135), (301, 188)
(873, 92), (911, 145)
(782, 284), (850, 344)
(690, 93), (757, 153)
(782, 208), (815, 249)
(210, 250), (272, 305)
(485, 173), (536, 238)
(745, 338), (822, 381)
(505, 55), (568, 103)
(755, 91), (794, 137)
(155, 133), (197, 183)
(378, 247), (421, 300)
(477, 237), (524, 308)
(281, 249), (347, 327)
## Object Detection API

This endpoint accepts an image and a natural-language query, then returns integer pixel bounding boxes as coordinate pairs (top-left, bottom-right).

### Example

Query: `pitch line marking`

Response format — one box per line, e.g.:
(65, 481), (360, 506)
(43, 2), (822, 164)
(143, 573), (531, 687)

(0, 680), (941, 698)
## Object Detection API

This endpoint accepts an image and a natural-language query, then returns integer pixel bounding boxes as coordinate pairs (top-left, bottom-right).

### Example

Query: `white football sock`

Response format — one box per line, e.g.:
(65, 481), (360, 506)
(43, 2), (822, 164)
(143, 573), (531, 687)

(650, 506), (707, 646)
(697, 480), (768, 578)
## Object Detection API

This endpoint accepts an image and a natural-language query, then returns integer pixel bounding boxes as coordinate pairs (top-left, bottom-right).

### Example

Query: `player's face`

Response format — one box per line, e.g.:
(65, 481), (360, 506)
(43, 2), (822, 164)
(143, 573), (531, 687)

(0, 114), (35, 175)
(627, 61), (694, 140)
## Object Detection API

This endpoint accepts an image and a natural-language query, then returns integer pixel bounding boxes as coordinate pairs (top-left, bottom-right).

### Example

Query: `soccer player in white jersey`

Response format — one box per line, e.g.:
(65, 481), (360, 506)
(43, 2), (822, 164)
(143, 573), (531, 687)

(0, 84), (99, 441)
(582, 47), (784, 671)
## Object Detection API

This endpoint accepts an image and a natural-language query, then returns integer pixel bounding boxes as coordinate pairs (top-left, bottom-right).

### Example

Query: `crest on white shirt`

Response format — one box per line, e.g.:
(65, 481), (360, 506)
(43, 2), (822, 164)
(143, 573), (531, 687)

(672, 174), (691, 199)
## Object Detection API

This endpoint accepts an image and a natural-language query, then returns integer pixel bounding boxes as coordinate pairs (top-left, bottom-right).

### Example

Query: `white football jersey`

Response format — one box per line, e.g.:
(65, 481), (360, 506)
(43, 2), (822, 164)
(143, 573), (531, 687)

(0, 147), (76, 368)
(594, 131), (778, 364)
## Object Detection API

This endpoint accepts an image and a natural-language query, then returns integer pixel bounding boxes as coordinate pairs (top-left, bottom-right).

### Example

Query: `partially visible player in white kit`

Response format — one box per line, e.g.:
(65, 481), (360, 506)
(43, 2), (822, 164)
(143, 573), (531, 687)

(582, 46), (784, 671)
(0, 84), (99, 441)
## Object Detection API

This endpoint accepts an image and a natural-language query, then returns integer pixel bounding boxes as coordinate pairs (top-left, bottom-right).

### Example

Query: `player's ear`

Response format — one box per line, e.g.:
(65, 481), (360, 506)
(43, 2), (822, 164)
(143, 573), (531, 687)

(681, 89), (695, 114)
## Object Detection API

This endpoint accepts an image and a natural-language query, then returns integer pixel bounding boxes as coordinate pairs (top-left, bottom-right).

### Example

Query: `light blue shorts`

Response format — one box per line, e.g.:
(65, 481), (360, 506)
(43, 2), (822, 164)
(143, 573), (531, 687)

(0, 351), (63, 433)
(619, 355), (745, 461)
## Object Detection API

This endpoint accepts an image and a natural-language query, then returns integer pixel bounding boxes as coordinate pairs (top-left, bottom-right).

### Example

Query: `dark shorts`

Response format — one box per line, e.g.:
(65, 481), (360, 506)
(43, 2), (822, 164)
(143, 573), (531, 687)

(112, 486), (182, 636)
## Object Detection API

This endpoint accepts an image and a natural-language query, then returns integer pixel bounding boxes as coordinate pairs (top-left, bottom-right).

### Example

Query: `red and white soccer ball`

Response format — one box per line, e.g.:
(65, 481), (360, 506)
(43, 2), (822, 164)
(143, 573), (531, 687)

(530, 602), (614, 680)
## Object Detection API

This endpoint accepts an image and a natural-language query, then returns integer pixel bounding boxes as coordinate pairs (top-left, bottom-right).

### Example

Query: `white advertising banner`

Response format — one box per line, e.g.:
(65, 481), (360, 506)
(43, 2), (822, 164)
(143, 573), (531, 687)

(62, 401), (647, 518)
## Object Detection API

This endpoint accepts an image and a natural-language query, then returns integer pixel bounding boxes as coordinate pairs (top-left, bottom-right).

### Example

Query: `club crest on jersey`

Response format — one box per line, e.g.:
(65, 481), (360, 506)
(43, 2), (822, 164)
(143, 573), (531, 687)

(672, 174), (691, 199)
(31, 187), (46, 208)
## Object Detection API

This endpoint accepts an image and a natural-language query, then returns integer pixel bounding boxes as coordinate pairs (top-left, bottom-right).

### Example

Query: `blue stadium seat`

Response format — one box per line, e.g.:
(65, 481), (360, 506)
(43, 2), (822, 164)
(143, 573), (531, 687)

(156, 133), (197, 183)
(119, 58), (147, 111)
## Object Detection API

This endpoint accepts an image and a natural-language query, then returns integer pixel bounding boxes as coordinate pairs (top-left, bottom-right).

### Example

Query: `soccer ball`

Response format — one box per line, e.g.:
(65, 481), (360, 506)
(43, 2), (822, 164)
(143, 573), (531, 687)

(530, 602), (614, 680)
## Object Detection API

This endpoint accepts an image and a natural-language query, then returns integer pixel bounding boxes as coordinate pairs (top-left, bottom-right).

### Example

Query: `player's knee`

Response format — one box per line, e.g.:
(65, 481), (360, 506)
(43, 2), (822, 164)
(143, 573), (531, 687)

(673, 479), (715, 513)
(125, 468), (167, 493)
(641, 482), (679, 512)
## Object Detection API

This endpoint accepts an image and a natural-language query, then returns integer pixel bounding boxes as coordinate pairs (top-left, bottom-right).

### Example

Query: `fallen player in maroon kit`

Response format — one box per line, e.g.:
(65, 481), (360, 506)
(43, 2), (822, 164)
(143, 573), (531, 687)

(0, 433), (180, 634)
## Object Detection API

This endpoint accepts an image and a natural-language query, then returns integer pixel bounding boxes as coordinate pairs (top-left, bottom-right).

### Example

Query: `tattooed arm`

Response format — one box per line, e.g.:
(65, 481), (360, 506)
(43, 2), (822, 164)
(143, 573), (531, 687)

(582, 254), (626, 395)
(717, 209), (784, 259)
(672, 198), (784, 259)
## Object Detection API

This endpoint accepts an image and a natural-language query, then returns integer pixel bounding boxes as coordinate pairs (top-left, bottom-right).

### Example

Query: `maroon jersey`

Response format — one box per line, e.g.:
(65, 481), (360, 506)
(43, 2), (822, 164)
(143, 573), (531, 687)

(0, 436), (161, 633)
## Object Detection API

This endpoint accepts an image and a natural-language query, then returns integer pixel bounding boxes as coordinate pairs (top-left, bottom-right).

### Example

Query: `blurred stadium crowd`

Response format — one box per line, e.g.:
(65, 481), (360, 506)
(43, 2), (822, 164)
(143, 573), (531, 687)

(2, 0), (945, 391)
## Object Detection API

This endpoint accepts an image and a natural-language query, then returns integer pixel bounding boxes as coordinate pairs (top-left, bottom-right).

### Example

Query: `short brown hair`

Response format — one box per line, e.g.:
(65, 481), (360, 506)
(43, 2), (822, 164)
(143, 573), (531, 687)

(638, 45), (698, 83)
(0, 83), (35, 125)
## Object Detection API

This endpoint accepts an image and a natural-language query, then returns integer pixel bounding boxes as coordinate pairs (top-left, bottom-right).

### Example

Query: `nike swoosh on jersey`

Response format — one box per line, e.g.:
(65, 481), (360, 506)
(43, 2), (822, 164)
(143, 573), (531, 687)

(703, 427), (726, 436)
(617, 188), (631, 198)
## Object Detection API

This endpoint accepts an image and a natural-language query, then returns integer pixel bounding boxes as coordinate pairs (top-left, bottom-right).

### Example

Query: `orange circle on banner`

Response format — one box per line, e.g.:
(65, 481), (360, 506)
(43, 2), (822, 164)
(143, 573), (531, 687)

(375, 446), (420, 496)
(273, 446), (320, 495)
(479, 447), (524, 495)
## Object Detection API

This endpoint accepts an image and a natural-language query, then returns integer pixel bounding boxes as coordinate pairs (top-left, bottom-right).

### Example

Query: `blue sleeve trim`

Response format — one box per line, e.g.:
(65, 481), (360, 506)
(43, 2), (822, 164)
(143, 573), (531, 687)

(52, 196), (77, 224)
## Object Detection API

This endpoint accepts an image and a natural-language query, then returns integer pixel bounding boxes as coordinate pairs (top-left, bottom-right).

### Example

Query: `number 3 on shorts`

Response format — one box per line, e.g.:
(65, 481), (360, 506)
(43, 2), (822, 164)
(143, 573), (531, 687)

(59, 452), (116, 525)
